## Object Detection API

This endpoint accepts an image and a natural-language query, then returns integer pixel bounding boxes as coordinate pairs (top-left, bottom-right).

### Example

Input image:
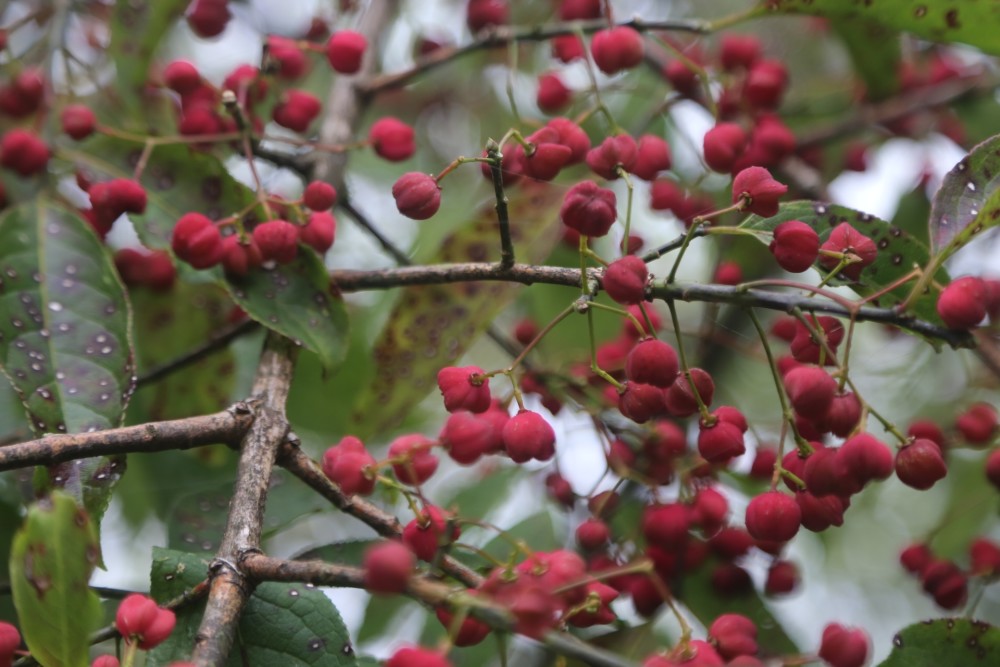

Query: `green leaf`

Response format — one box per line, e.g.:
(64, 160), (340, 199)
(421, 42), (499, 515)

(878, 618), (1000, 666)
(9, 492), (103, 667)
(223, 250), (350, 370)
(830, 19), (900, 101)
(761, 0), (1000, 55)
(147, 548), (358, 667)
(928, 133), (1000, 257)
(63, 137), (258, 250)
(348, 181), (564, 437)
(741, 201), (947, 324)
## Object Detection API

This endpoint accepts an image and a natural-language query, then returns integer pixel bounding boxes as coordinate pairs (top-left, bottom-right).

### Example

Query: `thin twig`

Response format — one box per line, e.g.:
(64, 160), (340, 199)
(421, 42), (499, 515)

(136, 319), (260, 389)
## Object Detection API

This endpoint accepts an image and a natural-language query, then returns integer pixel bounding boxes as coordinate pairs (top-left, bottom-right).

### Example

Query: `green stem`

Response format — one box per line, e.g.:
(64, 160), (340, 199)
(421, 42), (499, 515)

(486, 140), (515, 269)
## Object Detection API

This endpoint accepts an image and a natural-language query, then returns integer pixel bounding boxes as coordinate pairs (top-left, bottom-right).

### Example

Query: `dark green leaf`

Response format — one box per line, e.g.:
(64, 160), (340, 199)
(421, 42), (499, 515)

(148, 547), (358, 667)
(9, 492), (103, 667)
(224, 251), (349, 370)
(761, 0), (1000, 55)
(878, 618), (1000, 666)
(928, 133), (1000, 256)
(830, 19), (900, 101)
(63, 137), (258, 250)
(741, 201), (947, 323)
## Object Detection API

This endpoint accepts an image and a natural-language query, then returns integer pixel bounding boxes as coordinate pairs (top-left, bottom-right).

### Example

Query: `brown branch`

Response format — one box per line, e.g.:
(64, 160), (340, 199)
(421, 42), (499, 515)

(329, 262), (974, 348)
(362, 17), (708, 95)
(241, 554), (642, 667)
(0, 407), (254, 472)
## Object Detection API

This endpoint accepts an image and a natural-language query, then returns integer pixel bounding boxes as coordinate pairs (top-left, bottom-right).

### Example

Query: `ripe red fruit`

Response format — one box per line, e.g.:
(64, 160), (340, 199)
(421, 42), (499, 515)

(586, 134), (638, 180)
(744, 59), (788, 110)
(115, 594), (176, 649)
(220, 235), (263, 277)
(363, 540), (415, 594)
(719, 34), (761, 71)
(559, 0), (601, 19)
(895, 438), (948, 490)
(369, 117), (416, 162)
(745, 491), (801, 543)
(402, 505), (459, 561)
(92, 655), (119, 667)
(662, 59), (699, 97)
(956, 402), (998, 444)
(576, 518), (610, 550)
(703, 123), (747, 173)
(603, 256), (649, 305)
(838, 433), (894, 486)
(0, 129), (50, 176)
(186, 0), (231, 38)
(783, 366), (837, 419)
(899, 543), (933, 575)
(388, 434), (439, 485)
(970, 538), (1000, 576)
(663, 368), (715, 417)
(435, 592), (491, 646)
(591, 27), (644, 75)
(537, 72), (571, 113)
(437, 365), (491, 413)
(714, 261), (742, 285)
(618, 382), (666, 423)
(986, 449), (1000, 491)
(266, 36), (308, 79)
(819, 624), (869, 667)
(769, 220), (819, 272)
(326, 31), (367, 74)
(625, 339), (679, 388)
(818, 222), (878, 280)
(732, 166), (787, 217)
(642, 503), (691, 550)
(171, 212), (224, 269)
(503, 409), (556, 463)
(60, 104), (97, 140)
(466, 0), (509, 32)
(560, 181), (617, 237)
(440, 410), (499, 464)
(252, 219), (299, 263)
(697, 420), (745, 464)
(272, 90), (321, 132)
(163, 60), (201, 93)
(937, 277), (987, 329)
(765, 560), (799, 595)
(386, 646), (452, 667)
(546, 472), (575, 507)
(299, 212), (336, 254)
(321, 436), (376, 495)
(0, 622), (20, 665)
(922, 559), (968, 609)
(546, 117), (591, 163)
(708, 613), (758, 659)
(790, 315), (844, 365)
(797, 489), (847, 531)
(552, 34), (586, 63)
(630, 135), (672, 181)
(89, 179), (148, 228)
(692, 486), (729, 534)
(822, 391), (862, 437)
(393, 172), (441, 220)
(521, 141), (572, 181)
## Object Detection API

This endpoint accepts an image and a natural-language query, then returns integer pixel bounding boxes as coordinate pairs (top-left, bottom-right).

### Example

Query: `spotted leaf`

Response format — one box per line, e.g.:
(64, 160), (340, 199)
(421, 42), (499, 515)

(929, 133), (1000, 257)
(879, 618), (1000, 666)
(147, 547), (358, 667)
(63, 137), (257, 250)
(223, 250), (349, 370)
(830, 18), (901, 101)
(761, 0), (1000, 55)
(741, 201), (947, 324)
(9, 492), (103, 667)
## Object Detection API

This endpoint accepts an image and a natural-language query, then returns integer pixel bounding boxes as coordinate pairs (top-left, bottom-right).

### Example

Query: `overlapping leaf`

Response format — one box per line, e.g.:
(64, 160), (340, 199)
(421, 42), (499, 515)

(879, 618), (1000, 666)
(929, 133), (1000, 256)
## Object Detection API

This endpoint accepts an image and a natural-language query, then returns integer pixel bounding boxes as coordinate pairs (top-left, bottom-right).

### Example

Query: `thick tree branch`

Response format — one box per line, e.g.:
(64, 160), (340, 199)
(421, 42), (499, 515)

(241, 554), (642, 667)
(0, 407), (254, 472)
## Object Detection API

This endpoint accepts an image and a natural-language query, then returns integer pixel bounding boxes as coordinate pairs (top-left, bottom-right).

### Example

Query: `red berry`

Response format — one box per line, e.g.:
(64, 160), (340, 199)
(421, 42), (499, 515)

(937, 276), (987, 329)
(267, 36), (308, 80)
(703, 123), (747, 173)
(363, 540), (415, 594)
(326, 31), (367, 74)
(630, 135), (672, 181)
(220, 235), (263, 277)
(783, 366), (837, 420)
(300, 211), (336, 254)
(743, 59), (788, 110)
(560, 181), (617, 237)
(969, 538), (1000, 576)
(732, 166), (787, 217)
(618, 382), (666, 423)
(163, 60), (201, 94)
(272, 89), (321, 132)
(546, 472), (576, 507)
(171, 212), (224, 269)
(692, 487), (729, 535)
(386, 646), (452, 667)
(838, 433), (893, 486)
(252, 219), (299, 263)
(60, 104), (97, 140)
(895, 438), (947, 490)
(663, 368), (715, 417)
(393, 172), (441, 220)
(650, 179), (685, 212)
(89, 178), (147, 228)
(388, 434), (438, 485)
(591, 27), (644, 75)
(0, 622), (20, 665)
(402, 505), (459, 561)
(765, 560), (799, 595)
(440, 410), (497, 464)
(466, 0), (508, 32)
(576, 518), (610, 550)
(603, 256), (649, 305)
(714, 261), (742, 285)
(818, 624), (869, 667)
(922, 559), (968, 609)
(720, 34), (761, 71)
(0, 129), (50, 176)
(821, 391), (862, 437)
(552, 34), (586, 63)
(521, 141), (572, 181)
(751, 115), (796, 164)
(546, 117), (591, 163)
(537, 72), (572, 113)
(956, 402), (998, 444)
(708, 613), (758, 659)
(986, 449), (1000, 491)
(586, 134), (638, 180)
(559, 0), (601, 19)
(222, 65), (267, 104)
(745, 491), (800, 543)
(818, 222), (878, 281)
(302, 181), (337, 211)
(321, 436), (376, 495)
(769, 220), (819, 272)
(502, 409), (556, 463)
(899, 543), (933, 575)
(115, 594), (176, 649)
(625, 339), (679, 388)
(370, 117), (416, 162)
(186, 0), (231, 38)
(435, 592), (491, 646)
(697, 419), (746, 464)
(662, 59), (699, 97)
(513, 319), (539, 346)
(790, 315), (844, 365)
(437, 365), (491, 413)
(92, 656), (119, 667)
(643, 503), (690, 550)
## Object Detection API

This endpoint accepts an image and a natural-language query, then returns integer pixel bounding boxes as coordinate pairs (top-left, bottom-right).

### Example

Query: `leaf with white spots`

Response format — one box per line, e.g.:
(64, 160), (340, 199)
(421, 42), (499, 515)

(147, 548), (358, 667)
(878, 618), (1000, 666)
(63, 137), (258, 250)
(224, 250), (349, 371)
(929, 133), (1000, 257)
(742, 201), (948, 324)
(761, 0), (1000, 55)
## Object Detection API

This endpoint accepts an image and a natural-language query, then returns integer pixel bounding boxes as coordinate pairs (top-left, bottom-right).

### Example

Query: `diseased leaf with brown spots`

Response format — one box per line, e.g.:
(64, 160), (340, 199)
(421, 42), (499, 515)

(347, 182), (564, 437)
(929, 133), (1000, 257)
